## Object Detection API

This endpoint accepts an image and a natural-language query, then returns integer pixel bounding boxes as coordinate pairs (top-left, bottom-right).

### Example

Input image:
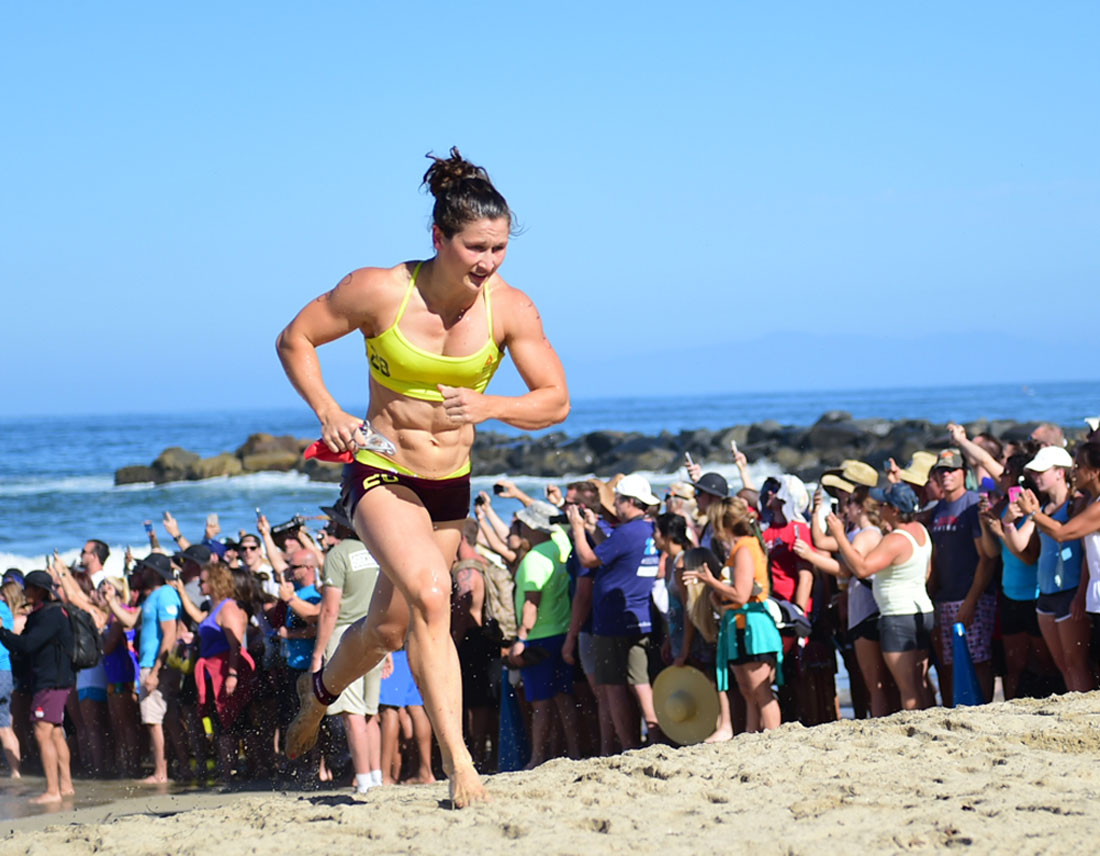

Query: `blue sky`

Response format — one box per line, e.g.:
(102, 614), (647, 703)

(3, 2), (1097, 418)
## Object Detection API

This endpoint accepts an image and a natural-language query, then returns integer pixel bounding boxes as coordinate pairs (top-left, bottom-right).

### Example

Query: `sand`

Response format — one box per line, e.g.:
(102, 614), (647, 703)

(3, 692), (1099, 855)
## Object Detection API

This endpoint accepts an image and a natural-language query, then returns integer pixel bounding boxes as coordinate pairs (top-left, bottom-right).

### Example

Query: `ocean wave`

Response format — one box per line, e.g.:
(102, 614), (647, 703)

(0, 474), (115, 496)
(0, 546), (154, 575)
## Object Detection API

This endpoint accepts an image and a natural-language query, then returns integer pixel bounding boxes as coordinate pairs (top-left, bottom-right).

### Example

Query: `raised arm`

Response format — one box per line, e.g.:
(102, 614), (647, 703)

(948, 423), (1004, 479)
(1022, 488), (1100, 542)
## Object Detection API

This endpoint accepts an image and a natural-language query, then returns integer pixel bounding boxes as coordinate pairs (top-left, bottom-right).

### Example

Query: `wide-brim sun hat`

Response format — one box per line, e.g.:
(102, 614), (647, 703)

(1025, 445), (1075, 472)
(615, 473), (661, 507)
(515, 500), (560, 533)
(820, 472), (855, 496)
(898, 451), (937, 487)
(652, 665), (720, 746)
(692, 472), (729, 499)
(840, 460), (878, 488)
(869, 482), (920, 514)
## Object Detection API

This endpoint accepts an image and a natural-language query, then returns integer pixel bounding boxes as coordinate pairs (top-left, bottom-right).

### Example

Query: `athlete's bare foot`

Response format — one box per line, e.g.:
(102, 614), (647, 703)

(29, 792), (62, 805)
(448, 764), (487, 809)
(703, 726), (733, 744)
(409, 770), (437, 784)
(287, 671), (326, 759)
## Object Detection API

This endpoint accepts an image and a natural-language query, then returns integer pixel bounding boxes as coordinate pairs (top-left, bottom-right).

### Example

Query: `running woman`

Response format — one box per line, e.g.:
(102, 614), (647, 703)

(277, 148), (569, 806)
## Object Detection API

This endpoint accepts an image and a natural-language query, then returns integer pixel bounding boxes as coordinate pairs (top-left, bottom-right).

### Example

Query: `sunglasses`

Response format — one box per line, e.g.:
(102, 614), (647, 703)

(240, 544), (260, 551)
(288, 564), (313, 571)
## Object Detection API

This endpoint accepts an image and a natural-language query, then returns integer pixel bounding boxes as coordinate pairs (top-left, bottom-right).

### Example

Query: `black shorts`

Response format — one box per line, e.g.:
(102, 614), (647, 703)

(849, 614), (881, 643)
(1000, 596), (1041, 637)
(1036, 587), (1077, 622)
(341, 461), (470, 524)
(879, 612), (934, 654)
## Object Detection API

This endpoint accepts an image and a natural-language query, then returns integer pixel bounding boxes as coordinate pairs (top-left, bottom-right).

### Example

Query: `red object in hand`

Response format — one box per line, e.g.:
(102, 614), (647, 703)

(303, 440), (354, 463)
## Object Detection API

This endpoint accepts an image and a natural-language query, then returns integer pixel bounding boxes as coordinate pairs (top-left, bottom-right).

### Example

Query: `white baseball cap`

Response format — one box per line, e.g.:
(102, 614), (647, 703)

(615, 474), (661, 507)
(1025, 446), (1075, 472)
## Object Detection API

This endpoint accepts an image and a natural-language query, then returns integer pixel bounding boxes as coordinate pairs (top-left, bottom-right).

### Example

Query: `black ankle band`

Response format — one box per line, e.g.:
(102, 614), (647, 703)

(313, 669), (339, 706)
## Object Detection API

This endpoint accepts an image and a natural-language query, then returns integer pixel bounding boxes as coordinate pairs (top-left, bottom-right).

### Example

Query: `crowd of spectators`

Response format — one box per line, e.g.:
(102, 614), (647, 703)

(2, 418), (1099, 800)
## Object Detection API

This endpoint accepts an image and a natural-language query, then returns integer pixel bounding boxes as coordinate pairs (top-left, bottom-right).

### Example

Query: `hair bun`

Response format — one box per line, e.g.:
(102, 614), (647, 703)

(423, 146), (490, 198)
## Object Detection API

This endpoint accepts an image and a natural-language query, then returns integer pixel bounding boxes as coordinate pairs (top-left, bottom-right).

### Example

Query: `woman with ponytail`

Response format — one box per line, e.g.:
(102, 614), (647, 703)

(278, 148), (569, 806)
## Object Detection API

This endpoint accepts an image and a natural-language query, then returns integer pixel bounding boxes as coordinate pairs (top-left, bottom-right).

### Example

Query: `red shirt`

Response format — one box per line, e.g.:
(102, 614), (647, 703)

(762, 519), (814, 614)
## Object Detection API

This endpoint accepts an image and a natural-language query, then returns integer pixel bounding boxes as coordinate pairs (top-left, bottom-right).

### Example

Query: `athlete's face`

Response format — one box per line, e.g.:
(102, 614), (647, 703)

(434, 217), (510, 289)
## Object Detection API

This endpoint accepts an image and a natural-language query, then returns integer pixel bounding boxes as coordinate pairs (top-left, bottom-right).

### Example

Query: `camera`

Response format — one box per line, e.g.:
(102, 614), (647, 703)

(271, 515), (306, 537)
(492, 484), (506, 495)
(474, 495), (486, 507)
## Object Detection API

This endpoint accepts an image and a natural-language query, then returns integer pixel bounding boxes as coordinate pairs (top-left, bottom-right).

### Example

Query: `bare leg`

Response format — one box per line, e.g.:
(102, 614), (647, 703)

(854, 638), (892, 717)
(882, 650), (932, 710)
(705, 667), (734, 743)
(551, 693), (581, 760)
(601, 684), (639, 750)
(1057, 614), (1094, 692)
(142, 723), (169, 783)
(407, 705), (436, 782)
(1001, 632), (1029, 700)
(31, 722), (61, 803)
(0, 726), (20, 777)
(379, 707), (400, 784)
(525, 700), (552, 769)
(343, 712), (372, 780)
(629, 682), (660, 738)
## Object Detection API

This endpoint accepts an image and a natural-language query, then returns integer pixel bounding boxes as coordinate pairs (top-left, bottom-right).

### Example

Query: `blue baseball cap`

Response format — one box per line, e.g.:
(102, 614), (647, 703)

(869, 482), (919, 514)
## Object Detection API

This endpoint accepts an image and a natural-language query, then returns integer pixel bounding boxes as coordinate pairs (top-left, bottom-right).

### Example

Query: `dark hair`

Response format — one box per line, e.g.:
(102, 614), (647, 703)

(422, 147), (513, 238)
(849, 486), (883, 530)
(566, 481), (601, 514)
(975, 433), (1003, 461)
(655, 513), (691, 548)
(680, 547), (722, 578)
(89, 539), (110, 564)
(1076, 441), (1100, 473)
(231, 568), (273, 618)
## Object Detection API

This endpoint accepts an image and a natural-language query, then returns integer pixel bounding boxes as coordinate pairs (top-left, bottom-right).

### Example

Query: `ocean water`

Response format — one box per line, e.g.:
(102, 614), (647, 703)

(1, 380), (1096, 571)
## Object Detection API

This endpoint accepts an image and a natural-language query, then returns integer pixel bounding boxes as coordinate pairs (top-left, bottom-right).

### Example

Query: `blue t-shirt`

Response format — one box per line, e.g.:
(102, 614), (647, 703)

(591, 516), (659, 636)
(930, 491), (984, 603)
(0, 601), (12, 671)
(999, 508), (1039, 602)
(138, 585), (182, 669)
(570, 519), (613, 635)
(283, 584), (322, 670)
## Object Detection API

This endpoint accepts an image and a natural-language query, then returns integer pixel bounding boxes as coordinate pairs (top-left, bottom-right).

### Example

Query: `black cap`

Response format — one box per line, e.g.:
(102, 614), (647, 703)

(23, 570), (59, 598)
(135, 553), (175, 582)
(692, 472), (729, 499)
(177, 544), (212, 566)
(320, 503), (354, 531)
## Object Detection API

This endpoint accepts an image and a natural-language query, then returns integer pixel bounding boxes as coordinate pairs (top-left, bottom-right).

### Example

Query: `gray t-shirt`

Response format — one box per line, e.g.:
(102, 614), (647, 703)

(323, 538), (380, 626)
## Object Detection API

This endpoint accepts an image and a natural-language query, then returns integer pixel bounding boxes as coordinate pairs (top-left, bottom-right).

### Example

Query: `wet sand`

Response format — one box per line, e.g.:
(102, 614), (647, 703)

(2, 692), (1099, 854)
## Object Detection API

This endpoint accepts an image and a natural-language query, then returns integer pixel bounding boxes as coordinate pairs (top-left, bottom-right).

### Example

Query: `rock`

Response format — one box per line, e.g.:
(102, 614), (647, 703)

(815, 410), (853, 424)
(241, 450), (300, 473)
(115, 465), (158, 485)
(235, 433), (305, 458)
(805, 420), (867, 454)
(187, 453), (244, 481)
(747, 420), (783, 444)
(152, 447), (201, 483)
(299, 457), (343, 483)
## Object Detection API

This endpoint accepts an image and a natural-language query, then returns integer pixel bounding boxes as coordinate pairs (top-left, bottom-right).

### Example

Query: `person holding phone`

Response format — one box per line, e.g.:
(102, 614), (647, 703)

(278, 148), (569, 806)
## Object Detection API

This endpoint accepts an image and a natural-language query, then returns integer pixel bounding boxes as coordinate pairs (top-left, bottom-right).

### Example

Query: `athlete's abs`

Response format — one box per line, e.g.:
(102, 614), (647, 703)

(365, 379), (476, 479)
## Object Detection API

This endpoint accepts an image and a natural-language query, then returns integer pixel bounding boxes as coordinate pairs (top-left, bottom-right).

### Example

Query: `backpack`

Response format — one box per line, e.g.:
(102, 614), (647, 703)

(453, 557), (516, 644)
(66, 604), (103, 670)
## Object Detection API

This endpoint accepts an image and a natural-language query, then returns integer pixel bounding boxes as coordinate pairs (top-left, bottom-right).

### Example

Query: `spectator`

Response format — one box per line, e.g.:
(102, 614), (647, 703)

(310, 508), (385, 794)
(104, 553), (181, 784)
(568, 473), (661, 751)
(829, 483), (936, 710)
(0, 571), (75, 804)
(275, 549), (322, 754)
(238, 533), (279, 598)
(686, 498), (782, 733)
(928, 448), (995, 705)
(685, 466), (729, 552)
(507, 501), (579, 768)
(378, 649), (435, 784)
(0, 582), (21, 778)
(1031, 423), (1066, 448)
(1011, 446), (1093, 692)
(98, 575), (141, 776)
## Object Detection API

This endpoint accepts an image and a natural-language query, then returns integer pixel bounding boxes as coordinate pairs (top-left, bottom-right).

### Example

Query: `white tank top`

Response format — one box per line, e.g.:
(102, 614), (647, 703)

(872, 525), (934, 617)
(1084, 496), (1100, 614)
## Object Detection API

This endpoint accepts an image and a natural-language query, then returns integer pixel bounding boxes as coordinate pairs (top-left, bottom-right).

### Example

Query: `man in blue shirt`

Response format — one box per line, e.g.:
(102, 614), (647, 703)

(106, 553), (181, 783)
(568, 473), (661, 751)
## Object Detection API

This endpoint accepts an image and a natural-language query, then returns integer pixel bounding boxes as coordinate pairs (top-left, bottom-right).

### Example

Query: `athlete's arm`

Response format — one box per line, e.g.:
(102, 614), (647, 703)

(438, 287), (569, 430)
(276, 269), (379, 453)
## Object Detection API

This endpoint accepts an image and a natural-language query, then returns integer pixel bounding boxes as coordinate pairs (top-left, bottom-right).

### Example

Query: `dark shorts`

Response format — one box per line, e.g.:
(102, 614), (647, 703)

(519, 635), (574, 702)
(593, 634), (650, 686)
(729, 626), (779, 667)
(849, 614), (881, 643)
(879, 612), (934, 654)
(459, 627), (500, 709)
(341, 461), (470, 524)
(1001, 596), (1041, 637)
(1036, 587), (1077, 622)
(31, 688), (72, 726)
(0, 671), (11, 729)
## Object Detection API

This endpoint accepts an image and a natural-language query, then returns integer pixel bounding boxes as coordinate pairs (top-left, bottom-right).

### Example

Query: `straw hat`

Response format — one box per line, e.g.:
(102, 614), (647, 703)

(653, 665), (720, 746)
(820, 472), (855, 496)
(587, 477), (619, 518)
(840, 460), (878, 488)
(899, 451), (937, 487)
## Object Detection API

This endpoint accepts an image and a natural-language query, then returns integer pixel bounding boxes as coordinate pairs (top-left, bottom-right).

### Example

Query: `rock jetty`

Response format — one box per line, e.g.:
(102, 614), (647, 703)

(114, 414), (1085, 488)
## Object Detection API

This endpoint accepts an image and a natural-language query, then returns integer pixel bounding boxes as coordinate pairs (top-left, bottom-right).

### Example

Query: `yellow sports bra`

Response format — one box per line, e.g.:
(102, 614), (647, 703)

(364, 262), (503, 402)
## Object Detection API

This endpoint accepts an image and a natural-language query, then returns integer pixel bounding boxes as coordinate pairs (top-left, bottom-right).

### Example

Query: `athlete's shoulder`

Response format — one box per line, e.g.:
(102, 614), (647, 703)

(488, 278), (545, 330)
(326, 262), (421, 334)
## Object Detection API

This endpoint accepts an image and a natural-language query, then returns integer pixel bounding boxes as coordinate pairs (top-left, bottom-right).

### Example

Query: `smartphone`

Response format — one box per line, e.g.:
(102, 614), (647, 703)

(685, 452), (695, 468)
(1007, 486), (1022, 503)
(730, 440), (739, 457)
(255, 507), (263, 521)
(143, 521), (154, 534)
(206, 513), (219, 528)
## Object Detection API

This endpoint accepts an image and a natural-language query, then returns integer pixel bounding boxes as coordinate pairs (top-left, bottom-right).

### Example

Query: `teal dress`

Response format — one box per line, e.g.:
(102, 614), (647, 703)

(715, 601), (783, 691)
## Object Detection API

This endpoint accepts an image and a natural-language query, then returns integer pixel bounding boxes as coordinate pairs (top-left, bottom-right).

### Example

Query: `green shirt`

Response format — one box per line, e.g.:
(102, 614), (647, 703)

(514, 538), (572, 641)
(322, 538), (379, 626)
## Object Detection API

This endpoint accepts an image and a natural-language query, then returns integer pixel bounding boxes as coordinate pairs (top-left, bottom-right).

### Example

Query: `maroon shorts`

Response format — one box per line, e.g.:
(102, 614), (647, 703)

(31, 688), (72, 725)
(340, 462), (470, 524)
